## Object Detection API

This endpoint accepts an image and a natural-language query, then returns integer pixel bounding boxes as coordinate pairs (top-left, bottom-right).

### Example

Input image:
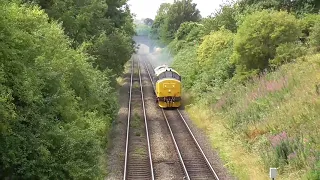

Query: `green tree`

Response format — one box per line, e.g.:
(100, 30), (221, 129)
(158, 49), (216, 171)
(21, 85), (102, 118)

(238, 0), (320, 14)
(151, 0), (201, 44)
(201, 3), (238, 34)
(172, 46), (199, 90)
(309, 22), (320, 51)
(104, 0), (136, 38)
(197, 28), (234, 67)
(160, 0), (201, 44)
(0, 1), (118, 178)
(168, 22), (204, 54)
(143, 18), (154, 25)
(232, 10), (301, 78)
(44, 0), (109, 46)
(150, 3), (171, 40)
(24, 0), (135, 74)
(299, 14), (320, 42)
(191, 28), (235, 94)
(88, 30), (134, 75)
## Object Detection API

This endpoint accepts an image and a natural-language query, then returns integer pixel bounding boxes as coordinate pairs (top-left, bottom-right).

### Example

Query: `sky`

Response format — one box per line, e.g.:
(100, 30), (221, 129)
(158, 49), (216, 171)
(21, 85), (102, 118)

(127, 0), (228, 20)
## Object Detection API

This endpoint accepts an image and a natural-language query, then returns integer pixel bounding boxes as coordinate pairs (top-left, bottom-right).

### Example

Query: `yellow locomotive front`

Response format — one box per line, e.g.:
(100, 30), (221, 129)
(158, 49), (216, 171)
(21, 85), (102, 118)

(154, 65), (181, 108)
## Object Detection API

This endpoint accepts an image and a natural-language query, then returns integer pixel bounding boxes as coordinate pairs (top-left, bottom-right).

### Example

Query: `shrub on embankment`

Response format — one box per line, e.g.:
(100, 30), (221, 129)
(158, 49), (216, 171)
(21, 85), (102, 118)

(151, 0), (320, 179)
(0, 1), (125, 179)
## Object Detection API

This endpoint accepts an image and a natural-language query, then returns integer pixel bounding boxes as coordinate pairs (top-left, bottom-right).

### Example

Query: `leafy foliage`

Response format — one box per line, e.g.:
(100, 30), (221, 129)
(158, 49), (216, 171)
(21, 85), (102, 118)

(172, 46), (199, 90)
(168, 22), (204, 54)
(156, 0), (320, 178)
(232, 10), (301, 78)
(143, 18), (154, 26)
(309, 22), (320, 51)
(300, 14), (320, 37)
(197, 28), (234, 66)
(201, 4), (238, 34)
(88, 30), (134, 75)
(270, 42), (307, 67)
(238, 0), (320, 15)
(151, 0), (201, 44)
(38, 0), (109, 46)
(149, 3), (171, 40)
(135, 18), (153, 36)
(24, 0), (135, 74)
(0, 0), (134, 178)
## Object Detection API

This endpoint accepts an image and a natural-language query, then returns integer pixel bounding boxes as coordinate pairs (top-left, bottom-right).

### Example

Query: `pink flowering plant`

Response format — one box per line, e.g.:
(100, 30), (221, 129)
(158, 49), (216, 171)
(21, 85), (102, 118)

(260, 131), (319, 174)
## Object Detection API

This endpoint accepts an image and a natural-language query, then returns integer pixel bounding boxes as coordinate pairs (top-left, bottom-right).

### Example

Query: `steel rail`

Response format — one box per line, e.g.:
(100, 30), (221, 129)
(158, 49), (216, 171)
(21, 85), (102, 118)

(177, 109), (220, 180)
(144, 59), (220, 180)
(142, 59), (190, 180)
(137, 58), (155, 180)
(123, 57), (134, 180)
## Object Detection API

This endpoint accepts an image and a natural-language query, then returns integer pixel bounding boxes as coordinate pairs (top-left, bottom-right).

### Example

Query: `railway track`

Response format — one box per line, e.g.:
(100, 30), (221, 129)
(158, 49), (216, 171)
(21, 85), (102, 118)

(123, 57), (154, 180)
(142, 58), (220, 180)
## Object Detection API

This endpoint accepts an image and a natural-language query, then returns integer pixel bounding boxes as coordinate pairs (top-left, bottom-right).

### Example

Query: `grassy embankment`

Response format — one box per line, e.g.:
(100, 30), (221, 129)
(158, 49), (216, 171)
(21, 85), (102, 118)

(150, 8), (320, 179)
(147, 1), (320, 178)
(183, 54), (320, 179)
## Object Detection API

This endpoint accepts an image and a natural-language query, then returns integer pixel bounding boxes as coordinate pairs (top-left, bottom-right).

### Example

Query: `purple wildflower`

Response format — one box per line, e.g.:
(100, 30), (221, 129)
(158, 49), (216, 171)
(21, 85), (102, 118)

(269, 131), (288, 147)
(287, 151), (297, 160)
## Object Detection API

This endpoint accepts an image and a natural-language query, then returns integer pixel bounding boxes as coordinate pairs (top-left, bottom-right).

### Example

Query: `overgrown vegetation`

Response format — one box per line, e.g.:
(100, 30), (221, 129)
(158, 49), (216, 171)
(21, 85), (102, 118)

(150, 0), (320, 179)
(134, 18), (154, 36)
(0, 0), (135, 179)
(150, 0), (201, 45)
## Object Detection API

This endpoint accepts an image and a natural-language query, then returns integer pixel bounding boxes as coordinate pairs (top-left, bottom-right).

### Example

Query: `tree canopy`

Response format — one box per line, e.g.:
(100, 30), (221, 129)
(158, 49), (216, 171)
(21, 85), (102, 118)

(0, 0), (135, 178)
(150, 0), (201, 44)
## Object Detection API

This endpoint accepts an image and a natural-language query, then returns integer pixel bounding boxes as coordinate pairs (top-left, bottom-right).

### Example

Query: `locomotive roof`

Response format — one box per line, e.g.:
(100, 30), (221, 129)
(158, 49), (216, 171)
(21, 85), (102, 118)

(154, 64), (180, 76)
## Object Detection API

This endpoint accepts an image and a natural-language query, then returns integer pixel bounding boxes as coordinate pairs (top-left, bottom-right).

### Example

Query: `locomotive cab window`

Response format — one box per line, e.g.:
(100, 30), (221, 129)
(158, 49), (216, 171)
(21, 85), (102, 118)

(158, 70), (181, 81)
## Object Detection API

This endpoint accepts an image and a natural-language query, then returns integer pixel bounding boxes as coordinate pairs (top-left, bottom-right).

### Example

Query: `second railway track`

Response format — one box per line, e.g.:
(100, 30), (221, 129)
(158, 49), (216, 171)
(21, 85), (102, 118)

(123, 56), (154, 180)
(142, 58), (220, 180)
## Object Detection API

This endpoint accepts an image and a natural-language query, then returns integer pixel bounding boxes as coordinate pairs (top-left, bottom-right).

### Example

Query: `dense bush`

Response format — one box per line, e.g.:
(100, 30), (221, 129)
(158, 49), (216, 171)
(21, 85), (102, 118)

(172, 46), (199, 90)
(151, 0), (201, 45)
(197, 28), (234, 67)
(0, 1), (118, 179)
(168, 22), (204, 54)
(135, 24), (151, 36)
(175, 22), (204, 41)
(171, 28), (235, 102)
(34, 0), (109, 47)
(232, 10), (301, 78)
(270, 42), (307, 67)
(193, 46), (235, 99)
(201, 4), (238, 34)
(309, 22), (320, 51)
(24, 0), (135, 74)
(300, 14), (320, 40)
(88, 30), (134, 75)
(238, 0), (320, 15)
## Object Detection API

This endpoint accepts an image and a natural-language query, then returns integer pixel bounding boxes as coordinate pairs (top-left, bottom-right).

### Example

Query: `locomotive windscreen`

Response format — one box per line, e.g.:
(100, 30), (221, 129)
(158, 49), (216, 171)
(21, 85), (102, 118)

(158, 71), (181, 81)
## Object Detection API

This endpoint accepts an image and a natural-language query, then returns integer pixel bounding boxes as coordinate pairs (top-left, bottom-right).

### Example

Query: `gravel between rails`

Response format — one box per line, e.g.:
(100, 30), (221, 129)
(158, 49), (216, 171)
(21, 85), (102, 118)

(139, 54), (185, 180)
(176, 109), (236, 180)
(126, 56), (152, 179)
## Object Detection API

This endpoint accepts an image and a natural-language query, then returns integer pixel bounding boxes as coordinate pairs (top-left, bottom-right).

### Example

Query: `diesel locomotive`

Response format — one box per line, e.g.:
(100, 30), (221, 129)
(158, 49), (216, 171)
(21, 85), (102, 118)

(154, 65), (181, 108)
